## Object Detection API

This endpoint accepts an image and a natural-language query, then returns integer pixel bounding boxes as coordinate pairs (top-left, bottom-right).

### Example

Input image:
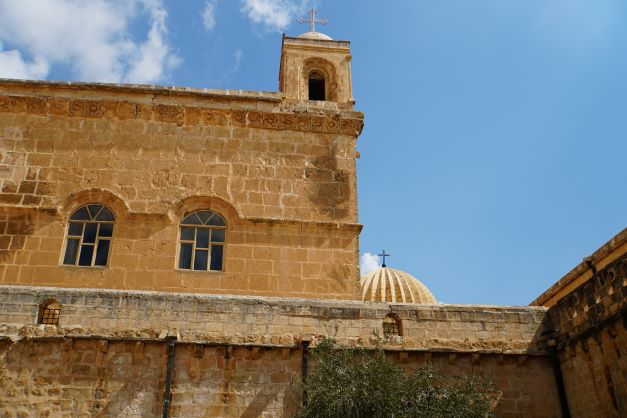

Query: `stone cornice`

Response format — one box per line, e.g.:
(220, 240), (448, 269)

(0, 285), (550, 355)
(531, 228), (627, 306)
(283, 35), (351, 50)
(0, 78), (282, 101)
(0, 84), (364, 137)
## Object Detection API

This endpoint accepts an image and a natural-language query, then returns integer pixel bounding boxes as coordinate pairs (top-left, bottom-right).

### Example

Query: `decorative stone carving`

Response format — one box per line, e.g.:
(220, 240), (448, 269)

(116, 102), (138, 120)
(24, 97), (46, 114)
(247, 111), (263, 128)
(48, 98), (68, 116)
(201, 110), (228, 126)
(155, 104), (184, 125)
(0, 94), (364, 136)
(262, 113), (280, 129)
(0, 96), (9, 111)
(279, 113), (297, 130)
(232, 110), (246, 125)
(310, 116), (325, 132)
(69, 100), (103, 117)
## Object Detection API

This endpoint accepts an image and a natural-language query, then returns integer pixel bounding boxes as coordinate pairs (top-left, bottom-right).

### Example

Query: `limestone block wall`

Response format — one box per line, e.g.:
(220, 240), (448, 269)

(394, 352), (561, 418)
(0, 286), (563, 417)
(0, 339), (300, 418)
(0, 80), (364, 299)
(547, 253), (627, 417)
(170, 345), (301, 417)
(0, 339), (166, 417)
(1, 207), (360, 299)
(0, 286), (550, 354)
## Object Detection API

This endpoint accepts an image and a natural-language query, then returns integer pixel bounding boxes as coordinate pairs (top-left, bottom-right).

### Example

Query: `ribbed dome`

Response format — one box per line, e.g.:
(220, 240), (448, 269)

(297, 31), (333, 40)
(360, 267), (436, 304)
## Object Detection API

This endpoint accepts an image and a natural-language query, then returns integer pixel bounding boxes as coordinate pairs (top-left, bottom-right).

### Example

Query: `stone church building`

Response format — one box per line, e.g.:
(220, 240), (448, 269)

(0, 22), (625, 417)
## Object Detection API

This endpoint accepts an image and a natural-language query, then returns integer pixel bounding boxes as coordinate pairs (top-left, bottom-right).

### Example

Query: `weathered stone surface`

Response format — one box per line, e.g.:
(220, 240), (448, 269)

(0, 285), (551, 354)
(0, 29), (622, 418)
(0, 79), (363, 300)
(0, 285), (562, 417)
(547, 253), (627, 418)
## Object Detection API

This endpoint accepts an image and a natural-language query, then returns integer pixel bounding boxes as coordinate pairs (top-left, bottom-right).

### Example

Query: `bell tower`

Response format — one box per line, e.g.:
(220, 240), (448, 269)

(279, 9), (355, 108)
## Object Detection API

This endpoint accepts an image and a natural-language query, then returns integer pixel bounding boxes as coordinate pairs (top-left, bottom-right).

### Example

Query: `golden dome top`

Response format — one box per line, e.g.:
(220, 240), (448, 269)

(360, 267), (436, 304)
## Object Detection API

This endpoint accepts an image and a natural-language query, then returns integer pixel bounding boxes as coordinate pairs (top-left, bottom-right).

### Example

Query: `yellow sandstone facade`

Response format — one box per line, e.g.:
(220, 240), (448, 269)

(0, 26), (624, 418)
(0, 34), (363, 300)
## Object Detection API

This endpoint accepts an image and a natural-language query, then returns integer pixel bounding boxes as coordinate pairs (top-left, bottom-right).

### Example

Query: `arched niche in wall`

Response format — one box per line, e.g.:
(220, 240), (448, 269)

(301, 58), (337, 102)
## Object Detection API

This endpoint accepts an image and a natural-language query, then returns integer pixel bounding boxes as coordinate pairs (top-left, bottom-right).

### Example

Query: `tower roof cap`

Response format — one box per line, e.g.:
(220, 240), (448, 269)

(297, 31), (333, 40)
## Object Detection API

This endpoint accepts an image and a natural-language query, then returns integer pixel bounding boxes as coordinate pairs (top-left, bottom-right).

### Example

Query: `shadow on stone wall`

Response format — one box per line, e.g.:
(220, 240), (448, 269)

(0, 210), (35, 264)
(0, 339), (165, 417)
(305, 143), (351, 220)
(546, 254), (627, 417)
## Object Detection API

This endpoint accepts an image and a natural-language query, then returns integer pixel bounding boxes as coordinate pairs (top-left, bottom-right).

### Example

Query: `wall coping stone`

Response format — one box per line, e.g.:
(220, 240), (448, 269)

(0, 285), (550, 355)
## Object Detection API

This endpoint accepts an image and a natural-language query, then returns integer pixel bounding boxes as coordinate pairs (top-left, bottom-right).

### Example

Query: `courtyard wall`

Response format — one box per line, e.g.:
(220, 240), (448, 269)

(0, 285), (562, 417)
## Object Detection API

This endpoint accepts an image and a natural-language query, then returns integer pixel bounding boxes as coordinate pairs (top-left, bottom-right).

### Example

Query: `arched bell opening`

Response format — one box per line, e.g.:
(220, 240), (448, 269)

(308, 70), (326, 101)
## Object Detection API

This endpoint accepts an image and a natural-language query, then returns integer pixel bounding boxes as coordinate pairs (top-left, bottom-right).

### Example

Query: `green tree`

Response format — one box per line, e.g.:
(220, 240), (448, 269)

(296, 338), (497, 418)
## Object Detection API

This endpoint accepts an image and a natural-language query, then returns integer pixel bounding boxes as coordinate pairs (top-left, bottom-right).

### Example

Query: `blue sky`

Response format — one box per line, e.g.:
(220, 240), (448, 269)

(1, 0), (625, 305)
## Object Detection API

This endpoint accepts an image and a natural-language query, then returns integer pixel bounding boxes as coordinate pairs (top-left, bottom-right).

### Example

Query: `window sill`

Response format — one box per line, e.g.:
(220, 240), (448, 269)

(59, 264), (108, 270)
(175, 268), (225, 274)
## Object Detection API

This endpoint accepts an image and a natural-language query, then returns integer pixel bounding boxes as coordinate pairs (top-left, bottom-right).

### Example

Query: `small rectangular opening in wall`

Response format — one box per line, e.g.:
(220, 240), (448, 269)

(309, 78), (325, 101)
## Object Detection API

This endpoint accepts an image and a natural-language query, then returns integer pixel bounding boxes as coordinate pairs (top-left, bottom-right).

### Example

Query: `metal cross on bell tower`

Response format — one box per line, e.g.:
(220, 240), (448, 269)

(297, 9), (328, 33)
(378, 250), (390, 268)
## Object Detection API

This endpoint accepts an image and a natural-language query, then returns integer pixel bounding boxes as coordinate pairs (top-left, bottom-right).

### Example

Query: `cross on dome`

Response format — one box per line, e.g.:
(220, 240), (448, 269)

(378, 249), (390, 268)
(297, 9), (328, 33)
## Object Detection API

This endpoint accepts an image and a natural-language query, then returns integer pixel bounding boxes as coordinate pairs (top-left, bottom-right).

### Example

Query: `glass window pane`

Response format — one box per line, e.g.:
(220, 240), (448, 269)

(207, 215), (225, 226)
(180, 227), (194, 241)
(211, 229), (225, 243)
(194, 249), (208, 270)
(178, 243), (192, 269)
(87, 204), (102, 220)
(83, 223), (98, 243)
(196, 211), (212, 225)
(196, 228), (209, 248)
(96, 207), (115, 221)
(63, 239), (80, 265)
(70, 206), (90, 221)
(94, 240), (110, 266)
(210, 245), (224, 271)
(68, 222), (83, 236)
(99, 223), (114, 237)
(78, 244), (95, 266)
(182, 213), (201, 225)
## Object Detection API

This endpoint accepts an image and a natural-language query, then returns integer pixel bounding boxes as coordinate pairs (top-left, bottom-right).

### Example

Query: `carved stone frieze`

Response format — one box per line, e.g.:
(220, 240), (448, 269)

(68, 99), (104, 118)
(0, 94), (364, 136)
(155, 104), (184, 125)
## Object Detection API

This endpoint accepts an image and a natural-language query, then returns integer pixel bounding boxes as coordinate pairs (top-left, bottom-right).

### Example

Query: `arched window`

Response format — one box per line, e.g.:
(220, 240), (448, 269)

(39, 300), (61, 325)
(308, 71), (326, 101)
(178, 210), (226, 271)
(382, 314), (402, 337)
(62, 204), (115, 267)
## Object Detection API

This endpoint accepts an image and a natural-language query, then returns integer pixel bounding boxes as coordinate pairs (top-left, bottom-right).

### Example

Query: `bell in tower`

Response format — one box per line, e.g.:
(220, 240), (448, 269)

(279, 9), (355, 109)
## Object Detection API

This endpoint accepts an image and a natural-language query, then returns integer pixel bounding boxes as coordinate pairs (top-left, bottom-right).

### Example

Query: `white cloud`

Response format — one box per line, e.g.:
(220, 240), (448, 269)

(123, 0), (180, 83)
(360, 252), (381, 276)
(202, 0), (217, 31)
(234, 49), (243, 69)
(0, 47), (49, 80)
(240, 0), (311, 32)
(0, 0), (180, 83)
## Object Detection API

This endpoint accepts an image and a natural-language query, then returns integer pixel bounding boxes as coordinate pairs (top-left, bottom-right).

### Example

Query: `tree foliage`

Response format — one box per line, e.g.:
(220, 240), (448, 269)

(296, 338), (498, 418)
